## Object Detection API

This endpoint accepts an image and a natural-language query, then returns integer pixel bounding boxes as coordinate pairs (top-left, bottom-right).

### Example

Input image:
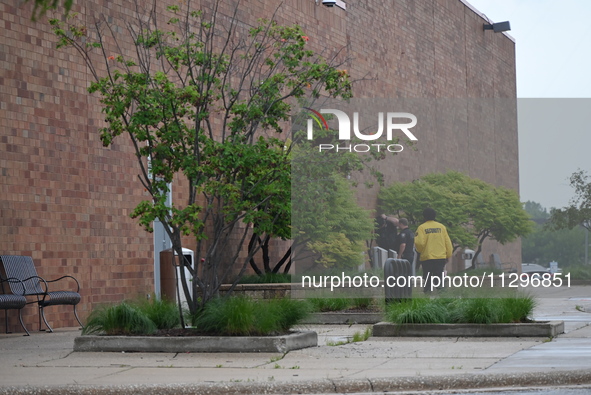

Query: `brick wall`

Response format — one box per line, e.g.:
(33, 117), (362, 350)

(0, 0), (518, 332)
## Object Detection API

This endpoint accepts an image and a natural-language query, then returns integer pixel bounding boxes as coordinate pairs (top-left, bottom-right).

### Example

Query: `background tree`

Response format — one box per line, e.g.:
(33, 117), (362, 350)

(247, 103), (399, 276)
(549, 170), (591, 232)
(379, 171), (533, 267)
(248, 154), (375, 276)
(378, 173), (474, 250)
(288, 116), (397, 274)
(300, 175), (374, 271)
(522, 200), (585, 266)
(50, 1), (352, 318)
(524, 201), (550, 222)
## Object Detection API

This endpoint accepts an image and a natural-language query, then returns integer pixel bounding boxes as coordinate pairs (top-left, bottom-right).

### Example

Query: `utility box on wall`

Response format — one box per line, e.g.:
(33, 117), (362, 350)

(159, 248), (194, 305)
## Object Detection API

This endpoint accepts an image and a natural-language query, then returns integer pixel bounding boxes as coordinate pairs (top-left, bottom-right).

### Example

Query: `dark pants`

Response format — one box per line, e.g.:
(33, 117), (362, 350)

(421, 259), (446, 293)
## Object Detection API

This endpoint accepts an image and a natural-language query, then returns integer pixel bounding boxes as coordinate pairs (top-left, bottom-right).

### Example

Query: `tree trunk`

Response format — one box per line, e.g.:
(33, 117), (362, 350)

(273, 246), (291, 274)
(248, 233), (263, 275)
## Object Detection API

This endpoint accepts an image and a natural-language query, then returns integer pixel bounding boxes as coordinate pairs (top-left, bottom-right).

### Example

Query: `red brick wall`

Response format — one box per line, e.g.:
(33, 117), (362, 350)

(0, 0), (519, 332)
(0, 0), (156, 332)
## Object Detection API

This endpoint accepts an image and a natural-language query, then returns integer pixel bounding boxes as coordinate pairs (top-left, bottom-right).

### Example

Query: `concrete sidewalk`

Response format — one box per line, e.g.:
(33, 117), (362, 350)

(1, 287), (591, 394)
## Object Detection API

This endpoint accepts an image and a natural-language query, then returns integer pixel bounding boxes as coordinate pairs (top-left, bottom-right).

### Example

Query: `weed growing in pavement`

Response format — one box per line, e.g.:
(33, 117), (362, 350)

(326, 326), (372, 346)
(269, 355), (284, 363)
(351, 326), (372, 342)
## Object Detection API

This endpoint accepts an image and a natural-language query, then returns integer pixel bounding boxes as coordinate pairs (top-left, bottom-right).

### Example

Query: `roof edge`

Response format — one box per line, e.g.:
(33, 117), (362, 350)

(459, 0), (516, 43)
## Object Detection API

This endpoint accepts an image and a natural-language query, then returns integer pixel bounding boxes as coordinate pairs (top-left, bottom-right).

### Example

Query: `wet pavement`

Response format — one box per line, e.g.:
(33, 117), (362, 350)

(0, 286), (590, 394)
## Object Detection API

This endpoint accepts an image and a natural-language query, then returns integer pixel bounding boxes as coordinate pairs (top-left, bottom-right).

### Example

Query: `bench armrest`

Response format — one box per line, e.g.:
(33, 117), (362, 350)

(45, 275), (81, 293)
(21, 275), (50, 295)
(0, 277), (27, 296)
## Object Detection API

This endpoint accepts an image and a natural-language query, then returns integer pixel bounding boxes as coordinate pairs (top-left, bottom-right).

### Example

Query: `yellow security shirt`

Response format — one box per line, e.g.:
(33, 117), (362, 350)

(414, 220), (453, 261)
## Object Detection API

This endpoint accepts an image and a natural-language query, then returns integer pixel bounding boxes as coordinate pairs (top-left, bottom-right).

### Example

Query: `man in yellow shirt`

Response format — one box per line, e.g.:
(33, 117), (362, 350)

(414, 208), (453, 293)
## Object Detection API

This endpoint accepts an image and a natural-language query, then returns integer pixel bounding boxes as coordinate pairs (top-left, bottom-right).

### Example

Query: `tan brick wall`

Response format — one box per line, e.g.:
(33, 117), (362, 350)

(0, 0), (518, 332)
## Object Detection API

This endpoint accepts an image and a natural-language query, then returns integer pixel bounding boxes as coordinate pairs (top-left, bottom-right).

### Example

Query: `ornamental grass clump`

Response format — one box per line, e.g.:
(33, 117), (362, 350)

(498, 294), (536, 323)
(385, 294), (536, 324)
(136, 298), (180, 330)
(455, 298), (501, 324)
(385, 298), (450, 324)
(83, 302), (157, 336)
(196, 296), (310, 336)
(271, 297), (312, 331)
(351, 297), (374, 310)
(308, 297), (351, 312)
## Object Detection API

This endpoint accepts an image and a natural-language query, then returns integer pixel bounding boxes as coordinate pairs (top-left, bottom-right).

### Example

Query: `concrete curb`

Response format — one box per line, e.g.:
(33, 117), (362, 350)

(373, 320), (564, 337)
(1, 370), (591, 394)
(301, 312), (383, 324)
(73, 330), (317, 353)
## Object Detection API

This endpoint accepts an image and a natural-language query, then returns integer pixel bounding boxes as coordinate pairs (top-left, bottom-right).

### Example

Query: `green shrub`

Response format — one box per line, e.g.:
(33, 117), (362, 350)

(195, 296), (310, 336)
(565, 265), (591, 280)
(83, 302), (157, 335)
(137, 298), (181, 330)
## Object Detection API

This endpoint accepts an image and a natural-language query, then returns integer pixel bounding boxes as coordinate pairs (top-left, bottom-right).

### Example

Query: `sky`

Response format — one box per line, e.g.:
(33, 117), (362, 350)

(466, 0), (591, 210)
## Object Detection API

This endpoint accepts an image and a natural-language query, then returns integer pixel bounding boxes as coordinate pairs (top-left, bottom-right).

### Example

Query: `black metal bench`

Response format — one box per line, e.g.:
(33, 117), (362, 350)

(0, 276), (29, 336)
(0, 255), (83, 333)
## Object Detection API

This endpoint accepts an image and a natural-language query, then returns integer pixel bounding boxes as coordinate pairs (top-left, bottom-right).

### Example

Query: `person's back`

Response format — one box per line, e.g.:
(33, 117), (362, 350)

(414, 208), (452, 293)
(415, 220), (452, 261)
(376, 214), (398, 251)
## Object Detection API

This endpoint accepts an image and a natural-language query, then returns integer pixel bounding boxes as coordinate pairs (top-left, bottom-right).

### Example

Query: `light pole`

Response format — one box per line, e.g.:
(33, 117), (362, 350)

(586, 228), (588, 265)
(583, 220), (591, 265)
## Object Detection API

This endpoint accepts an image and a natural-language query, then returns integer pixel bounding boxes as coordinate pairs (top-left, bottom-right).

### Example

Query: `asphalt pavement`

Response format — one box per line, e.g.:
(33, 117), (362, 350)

(1, 286), (591, 394)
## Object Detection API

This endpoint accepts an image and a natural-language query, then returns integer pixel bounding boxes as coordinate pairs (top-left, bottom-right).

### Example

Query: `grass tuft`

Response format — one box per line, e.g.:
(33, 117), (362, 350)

(456, 298), (500, 324)
(385, 293), (536, 324)
(386, 298), (449, 324)
(352, 326), (372, 342)
(137, 297), (181, 330)
(195, 296), (310, 336)
(498, 294), (536, 323)
(308, 297), (351, 312)
(83, 302), (157, 335)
